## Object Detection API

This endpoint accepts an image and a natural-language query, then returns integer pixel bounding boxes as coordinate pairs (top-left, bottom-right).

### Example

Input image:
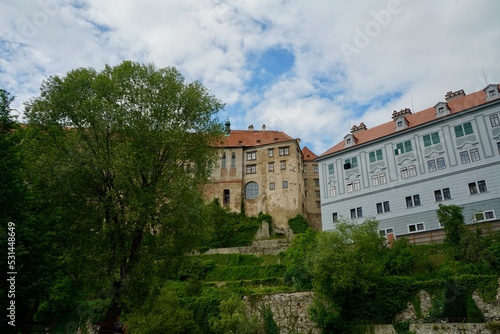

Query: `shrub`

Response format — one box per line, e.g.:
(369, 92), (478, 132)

(288, 214), (309, 234)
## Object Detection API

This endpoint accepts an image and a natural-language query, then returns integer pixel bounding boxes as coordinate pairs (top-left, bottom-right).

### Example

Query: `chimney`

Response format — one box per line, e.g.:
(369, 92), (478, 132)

(262, 124), (266, 132)
(248, 124), (254, 131)
(350, 122), (367, 134)
(445, 89), (465, 101)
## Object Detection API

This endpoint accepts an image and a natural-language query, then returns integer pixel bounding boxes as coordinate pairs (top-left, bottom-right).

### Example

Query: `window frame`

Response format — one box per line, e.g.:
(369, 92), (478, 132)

(246, 151), (257, 161)
(246, 164), (257, 174)
(408, 222), (425, 233)
(279, 146), (290, 156)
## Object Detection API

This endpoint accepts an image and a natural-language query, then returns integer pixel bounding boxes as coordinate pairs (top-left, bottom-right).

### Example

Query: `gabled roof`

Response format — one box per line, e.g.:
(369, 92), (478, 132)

(302, 146), (318, 161)
(216, 129), (296, 148)
(319, 85), (499, 158)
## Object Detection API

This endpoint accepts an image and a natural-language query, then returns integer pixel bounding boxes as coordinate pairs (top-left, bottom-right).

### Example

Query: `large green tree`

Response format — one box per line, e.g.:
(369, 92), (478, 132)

(310, 219), (387, 331)
(23, 61), (224, 326)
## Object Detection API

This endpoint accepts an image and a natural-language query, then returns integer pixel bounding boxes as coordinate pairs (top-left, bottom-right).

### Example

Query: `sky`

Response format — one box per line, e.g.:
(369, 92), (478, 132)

(1, 0), (499, 155)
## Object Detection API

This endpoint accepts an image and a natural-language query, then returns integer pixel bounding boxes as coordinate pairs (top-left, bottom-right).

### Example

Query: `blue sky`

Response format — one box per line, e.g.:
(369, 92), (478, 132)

(1, 0), (499, 155)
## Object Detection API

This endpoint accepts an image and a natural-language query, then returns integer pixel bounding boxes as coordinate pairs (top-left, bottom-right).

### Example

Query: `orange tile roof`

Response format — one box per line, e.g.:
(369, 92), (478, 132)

(319, 86), (498, 158)
(217, 129), (296, 148)
(302, 146), (318, 161)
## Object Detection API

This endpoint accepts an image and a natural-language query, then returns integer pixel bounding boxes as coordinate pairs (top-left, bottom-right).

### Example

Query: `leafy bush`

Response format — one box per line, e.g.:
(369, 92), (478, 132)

(288, 214), (309, 234)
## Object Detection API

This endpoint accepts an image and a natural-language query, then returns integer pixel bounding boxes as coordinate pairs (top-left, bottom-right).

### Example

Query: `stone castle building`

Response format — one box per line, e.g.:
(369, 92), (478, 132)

(202, 121), (320, 229)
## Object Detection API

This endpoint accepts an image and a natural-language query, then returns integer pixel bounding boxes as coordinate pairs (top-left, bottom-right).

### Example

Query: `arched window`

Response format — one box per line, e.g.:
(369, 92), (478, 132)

(221, 153), (227, 168)
(245, 182), (259, 199)
(231, 153), (236, 168)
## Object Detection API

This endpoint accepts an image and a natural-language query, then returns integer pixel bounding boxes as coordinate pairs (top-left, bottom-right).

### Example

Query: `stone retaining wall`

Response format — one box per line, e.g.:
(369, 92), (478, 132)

(203, 238), (290, 255)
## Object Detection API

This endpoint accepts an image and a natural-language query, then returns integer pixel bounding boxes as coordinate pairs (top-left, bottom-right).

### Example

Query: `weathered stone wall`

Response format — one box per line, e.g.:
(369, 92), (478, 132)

(203, 238), (290, 255)
(409, 323), (493, 333)
(244, 292), (320, 334)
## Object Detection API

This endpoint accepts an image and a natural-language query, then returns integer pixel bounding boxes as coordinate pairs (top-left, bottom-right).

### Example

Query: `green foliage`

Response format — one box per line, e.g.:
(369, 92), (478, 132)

(127, 285), (201, 334)
(262, 305), (279, 334)
(393, 321), (411, 334)
(209, 294), (260, 334)
(384, 238), (416, 275)
(288, 214), (310, 234)
(203, 199), (263, 248)
(22, 61), (225, 325)
(437, 204), (466, 259)
(283, 228), (317, 290)
(206, 264), (285, 281)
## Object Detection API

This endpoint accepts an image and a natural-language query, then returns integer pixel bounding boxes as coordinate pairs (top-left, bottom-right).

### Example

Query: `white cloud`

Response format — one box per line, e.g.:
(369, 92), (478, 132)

(1, 0), (499, 154)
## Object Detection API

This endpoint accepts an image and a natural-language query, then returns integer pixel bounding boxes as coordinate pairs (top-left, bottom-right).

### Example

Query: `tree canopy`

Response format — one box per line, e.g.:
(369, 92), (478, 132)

(23, 61), (225, 324)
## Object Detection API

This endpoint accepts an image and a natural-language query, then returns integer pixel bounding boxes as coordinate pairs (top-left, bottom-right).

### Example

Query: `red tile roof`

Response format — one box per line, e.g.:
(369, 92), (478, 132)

(302, 146), (318, 161)
(319, 86), (498, 158)
(217, 129), (296, 148)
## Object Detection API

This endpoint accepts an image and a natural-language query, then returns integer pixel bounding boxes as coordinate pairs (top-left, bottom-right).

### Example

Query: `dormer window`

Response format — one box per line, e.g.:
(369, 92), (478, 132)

(434, 102), (450, 118)
(484, 84), (500, 102)
(343, 133), (356, 148)
(392, 108), (411, 131)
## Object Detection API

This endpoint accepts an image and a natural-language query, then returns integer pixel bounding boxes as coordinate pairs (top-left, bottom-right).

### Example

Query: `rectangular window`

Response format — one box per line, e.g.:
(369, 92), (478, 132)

(379, 173), (387, 184)
(497, 142), (500, 155)
(329, 186), (336, 197)
(304, 179), (308, 187)
(247, 151), (256, 161)
(401, 165), (417, 179)
(443, 187), (451, 200)
(434, 188), (451, 202)
(332, 212), (338, 222)
(436, 157), (446, 170)
(379, 228), (394, 238)
(328, 164), (335, 175)
(279, 146), (289, 156)
(354, 179), (360, 191)
(409, 165), (417, 177)
(376, 201), (390, 214)
(314, 179), (320, 187)
(406, 195), (421, 208)
(468, 181), (487, 195)
(395, 140), (412, 155)
(371, 175), (379, 186)
(268, 148), (274, 157)
(455, 122), (473, 137)
(490, 114), (500, 127)
(280, 161), (286, 170)
(313, 165), (319, 173)
(401, 167), (409, 179)
(282, 181), (288, 189)
(470, 148), (480, 162)
(369, 149), (383, 163)
(478, 180), (487, 193)
(423, 132), (440, 147)
(475, 210), (495, 222)
(460, 151), (470, 164)
(344, 157), (358, 169)
(269, 182), (275, 190)
(408, 223), (425, 233)
(427, 159), (437, 172)
(350, 207), (363, 219)
(268, 162), (274, 171)
(347, 181), (354, 193)
(315, 190), (320, 198)
(246, 165), (256, 174)
(469, 182), (478, 195)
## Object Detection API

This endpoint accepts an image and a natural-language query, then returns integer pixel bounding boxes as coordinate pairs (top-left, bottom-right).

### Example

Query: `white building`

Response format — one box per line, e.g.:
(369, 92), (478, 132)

(317, 85), (500, 241)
